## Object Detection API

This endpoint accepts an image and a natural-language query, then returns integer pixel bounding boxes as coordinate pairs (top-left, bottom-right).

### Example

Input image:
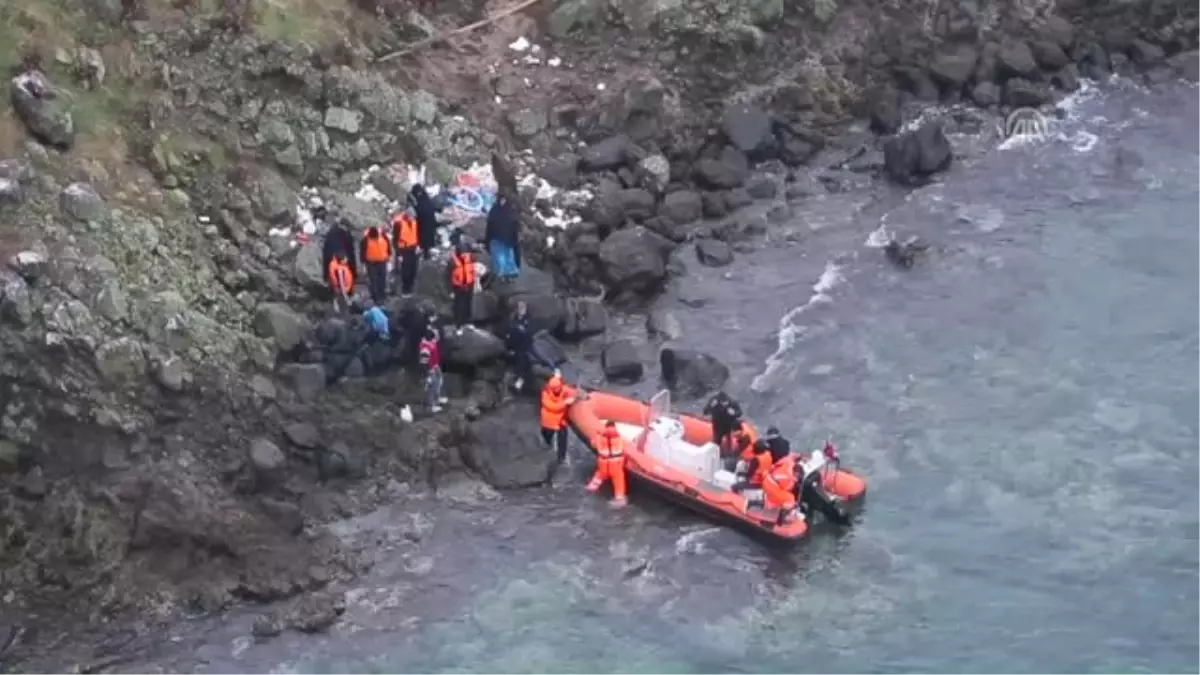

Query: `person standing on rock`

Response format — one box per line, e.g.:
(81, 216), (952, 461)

(448, 239), (477, 333)
(418, 327), (447, 413)
(322, 217), (358, 283)
(504, 300), (535, 392)
(540, 371), (577, 465)
(361, 225), (392, 305)
(408, 184), (440, 260)
(327, 253), (354, 314)
(391, 208), (421, 297)
(485, 193), (521, 281)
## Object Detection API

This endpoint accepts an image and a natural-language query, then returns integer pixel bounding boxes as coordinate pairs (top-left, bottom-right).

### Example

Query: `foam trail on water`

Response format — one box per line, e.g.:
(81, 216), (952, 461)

(750, 261), (844, 393)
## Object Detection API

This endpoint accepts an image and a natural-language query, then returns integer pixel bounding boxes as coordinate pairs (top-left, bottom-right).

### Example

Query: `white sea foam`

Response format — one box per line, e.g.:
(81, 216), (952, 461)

(750, 261), (844, 393)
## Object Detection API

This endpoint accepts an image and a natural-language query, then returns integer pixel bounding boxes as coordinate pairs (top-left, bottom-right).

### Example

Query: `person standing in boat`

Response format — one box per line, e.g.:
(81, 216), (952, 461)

(704, 391), (743, 450)
(539, 371), (577, 465)
(586, 420), (627, 507)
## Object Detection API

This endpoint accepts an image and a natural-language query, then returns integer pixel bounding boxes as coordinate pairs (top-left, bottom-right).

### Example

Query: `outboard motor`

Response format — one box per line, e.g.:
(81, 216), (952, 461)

(797, 470), (851, 525)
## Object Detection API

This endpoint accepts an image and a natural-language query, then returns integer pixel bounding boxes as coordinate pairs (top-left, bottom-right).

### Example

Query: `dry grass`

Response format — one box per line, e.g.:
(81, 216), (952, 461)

(252, 0), (360, 46)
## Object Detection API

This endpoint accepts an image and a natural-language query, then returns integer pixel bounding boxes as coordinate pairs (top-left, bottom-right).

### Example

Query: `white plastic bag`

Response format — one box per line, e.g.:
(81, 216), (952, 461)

(400, 404), (414, 423)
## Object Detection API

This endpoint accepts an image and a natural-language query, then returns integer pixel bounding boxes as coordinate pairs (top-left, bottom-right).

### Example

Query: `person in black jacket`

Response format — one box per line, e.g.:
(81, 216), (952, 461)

(703, 390), (743, 450)
(321, 217), (358, 281)
(504, 300), (535, 392)
(763, 426), (791, 463)
(485, 193), (521, 280)
(407, 184), (440, 260)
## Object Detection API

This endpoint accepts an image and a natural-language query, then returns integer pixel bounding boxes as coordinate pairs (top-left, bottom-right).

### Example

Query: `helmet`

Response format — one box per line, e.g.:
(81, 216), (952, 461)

(766, 426), (780, 438)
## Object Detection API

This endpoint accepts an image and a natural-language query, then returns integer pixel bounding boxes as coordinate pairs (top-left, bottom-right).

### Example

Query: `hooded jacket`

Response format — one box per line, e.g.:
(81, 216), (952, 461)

(407, 185), (439, 251)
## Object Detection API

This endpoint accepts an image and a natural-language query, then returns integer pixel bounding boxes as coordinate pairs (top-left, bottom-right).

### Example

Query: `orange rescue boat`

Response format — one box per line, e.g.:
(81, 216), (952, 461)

(568, 389), (867, 545)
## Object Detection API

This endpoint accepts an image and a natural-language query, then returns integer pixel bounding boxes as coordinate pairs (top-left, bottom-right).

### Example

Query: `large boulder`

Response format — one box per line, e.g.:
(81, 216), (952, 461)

(997, 41), (1039, 80)
(659, 190), (703, 225)
(721, 104), (776, 159)
(530, 330), (569, 369)
(695, 239), (734, 267)
(602, 339), (643, 383)
(693, 147), (750, 190)
(441, 326), (506, 367)
(598, 226), (671, 296)
(10, 71), (74, 149)
(1003, 78), (1051, 108)
(883, 122), (953, 186)
(248, 438), (287, 490)
(293, 242), (326, 290)
(495, 266), (564, 332)
(279, 363), (326, 401)
(618, 188), (655, 222)
(60, 182), (106, 222)
(928, 44), (979, 90)
(254, 303), (310, 352)
(659, 347), (729, 401)
(461, 402), (558, 487)
(557, 296), (607, 341)
(579, 135), (633, 171)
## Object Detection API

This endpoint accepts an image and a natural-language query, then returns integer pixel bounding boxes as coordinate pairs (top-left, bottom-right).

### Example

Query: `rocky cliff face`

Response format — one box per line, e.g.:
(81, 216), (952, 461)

(0, 0), (1194, 636)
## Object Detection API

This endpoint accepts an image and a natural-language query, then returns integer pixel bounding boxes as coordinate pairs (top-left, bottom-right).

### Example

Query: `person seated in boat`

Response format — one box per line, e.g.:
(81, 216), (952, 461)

(704, 390), (743, 450)
(762, 452), (800, 524)
(586, 420), (627, 507)
(731, 440), (772, 496)
(763, 426), (791, 463)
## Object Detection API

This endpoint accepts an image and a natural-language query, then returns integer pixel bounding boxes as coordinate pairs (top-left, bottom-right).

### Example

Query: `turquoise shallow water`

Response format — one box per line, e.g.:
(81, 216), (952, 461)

(74, 79), (1197, 675)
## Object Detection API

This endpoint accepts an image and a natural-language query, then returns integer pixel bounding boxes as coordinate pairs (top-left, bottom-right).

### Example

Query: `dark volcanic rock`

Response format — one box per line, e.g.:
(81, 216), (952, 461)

(659, 347), (729, 400)
(1003, 78), (1052, 107)
(659, 190), (703, 225)
(463, 403), (557, 487)
(721, 103), (776, 159)
(598, 226), (671, 296)
(441, 326), (506, 366)
(618, 188), (656, 222)
(1030, 39), (1071, 70)
(866, 84), (902, 134)
(695, 239), (734, 267)
(580, 135), (632, 171)
(601, 339), (643, 383)
(557, 296), (607, 341)
(883, 121), (953, 186)
(693, 147), (750, 190)
(997, 41), (1039, 80)
(10, 71), (75, 149)
(928, 44), (980, 90)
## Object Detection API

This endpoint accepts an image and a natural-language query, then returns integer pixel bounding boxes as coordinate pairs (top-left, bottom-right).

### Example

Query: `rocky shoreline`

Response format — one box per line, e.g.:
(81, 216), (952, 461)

(0, 0), (1195, 666)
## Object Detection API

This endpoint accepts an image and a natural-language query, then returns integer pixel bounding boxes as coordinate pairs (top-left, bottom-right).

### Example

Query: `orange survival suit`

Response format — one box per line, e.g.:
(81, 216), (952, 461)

(587, 420), (627, 506)
(540, 373), (577, 463)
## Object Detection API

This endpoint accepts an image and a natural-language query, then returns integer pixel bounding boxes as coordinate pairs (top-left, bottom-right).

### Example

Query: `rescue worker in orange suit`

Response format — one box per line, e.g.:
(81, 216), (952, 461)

(762, 452), (799, 524)
(731, 440), (772, 506)
(587, 420), (628, 507)
(392, 210), (420, 297)
(448, 240), (476, 332)
(360, 226), (392, 304)
(540, 371), (577, 464)
(327, 253), (354, 313)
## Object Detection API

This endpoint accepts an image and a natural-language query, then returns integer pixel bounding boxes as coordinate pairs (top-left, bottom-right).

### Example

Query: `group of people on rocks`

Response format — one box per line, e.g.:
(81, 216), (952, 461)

(312, 183), (538, 418)
(319, 184), (525, 326)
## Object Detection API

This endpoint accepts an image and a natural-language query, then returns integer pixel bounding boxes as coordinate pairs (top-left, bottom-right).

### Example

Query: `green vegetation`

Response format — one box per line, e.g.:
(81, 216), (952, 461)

(252, 0), (356, 47)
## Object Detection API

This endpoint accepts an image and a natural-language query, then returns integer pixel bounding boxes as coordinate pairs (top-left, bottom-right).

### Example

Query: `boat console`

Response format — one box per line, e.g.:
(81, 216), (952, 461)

(644, 415), (722, 483)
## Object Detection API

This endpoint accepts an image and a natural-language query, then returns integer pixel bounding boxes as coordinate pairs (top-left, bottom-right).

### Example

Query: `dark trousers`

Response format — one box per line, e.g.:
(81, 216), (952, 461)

(396, 248), (419, 295)
(452, 287), (474, 326)
(541, 426), (569, 462)
(366, 262), (388, 304)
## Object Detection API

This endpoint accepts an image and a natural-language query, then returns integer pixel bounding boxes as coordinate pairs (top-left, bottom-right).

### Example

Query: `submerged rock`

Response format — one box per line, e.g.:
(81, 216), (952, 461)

(883, 122), (953, 186)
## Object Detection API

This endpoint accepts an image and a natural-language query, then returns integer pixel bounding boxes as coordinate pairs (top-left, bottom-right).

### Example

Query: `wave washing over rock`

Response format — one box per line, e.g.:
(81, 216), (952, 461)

(0, 0), (1197, 670)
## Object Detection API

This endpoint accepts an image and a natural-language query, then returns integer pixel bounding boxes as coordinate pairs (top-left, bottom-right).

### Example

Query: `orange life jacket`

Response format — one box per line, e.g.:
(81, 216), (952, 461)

(393, 213), (418, 249)
(592, 431), (625, 460)
(539, 377), (574, 429)
(327, 258), (353, 293)
(749, 451), (772, 487)
(766, 455), (797, 493)
(364, 230), (391, 263)
(450, 251), (476, 289)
